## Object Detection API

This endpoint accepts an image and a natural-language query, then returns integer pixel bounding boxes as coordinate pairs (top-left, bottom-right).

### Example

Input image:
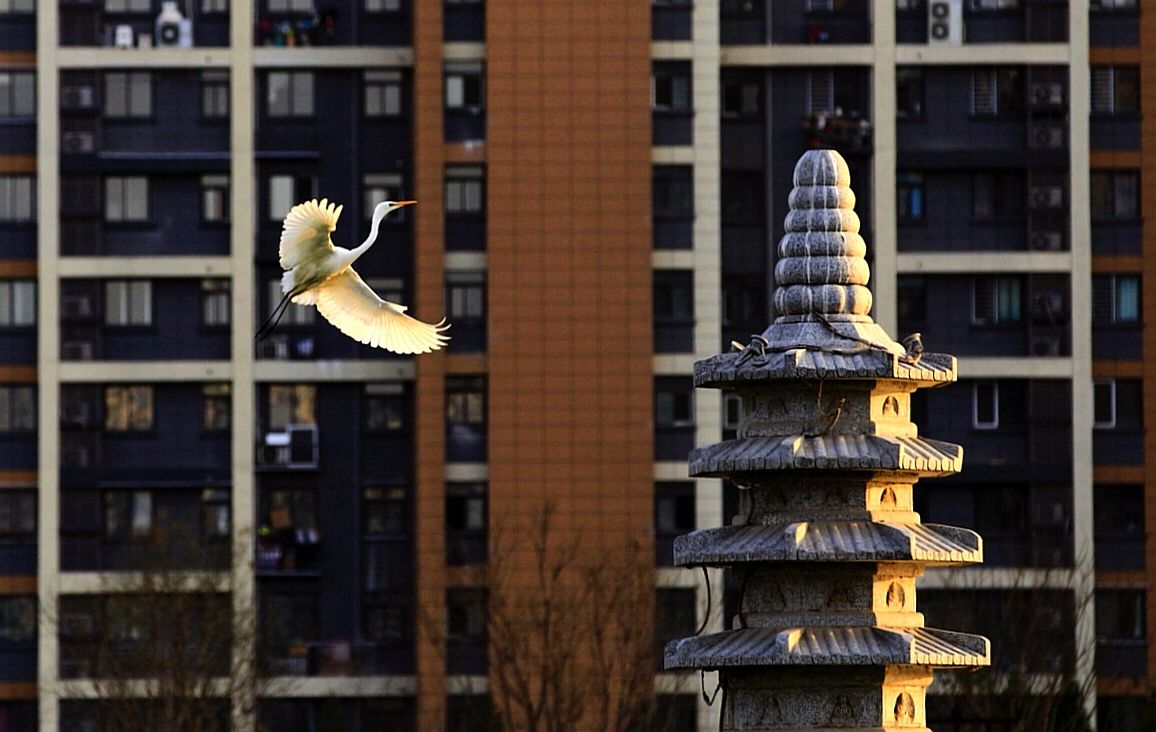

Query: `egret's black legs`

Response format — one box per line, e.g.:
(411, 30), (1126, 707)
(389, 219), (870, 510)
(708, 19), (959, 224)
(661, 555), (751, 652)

(255, 286), (306, 341)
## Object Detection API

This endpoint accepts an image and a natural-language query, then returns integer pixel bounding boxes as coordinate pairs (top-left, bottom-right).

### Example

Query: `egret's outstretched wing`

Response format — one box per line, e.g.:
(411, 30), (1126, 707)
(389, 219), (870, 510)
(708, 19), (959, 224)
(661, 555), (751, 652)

(315, 268), (450, 354)
(279, 198), (343, 270)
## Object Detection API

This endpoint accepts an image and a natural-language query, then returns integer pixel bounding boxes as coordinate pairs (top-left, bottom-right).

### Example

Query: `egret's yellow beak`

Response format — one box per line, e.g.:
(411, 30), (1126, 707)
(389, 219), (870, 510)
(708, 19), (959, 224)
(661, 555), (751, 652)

(395, 200), (417, 207)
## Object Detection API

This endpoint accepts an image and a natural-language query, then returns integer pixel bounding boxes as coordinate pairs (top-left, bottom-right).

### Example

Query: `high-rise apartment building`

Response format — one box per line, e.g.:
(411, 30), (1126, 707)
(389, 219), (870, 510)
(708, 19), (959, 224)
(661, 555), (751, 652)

(0, 1), (1147, 730)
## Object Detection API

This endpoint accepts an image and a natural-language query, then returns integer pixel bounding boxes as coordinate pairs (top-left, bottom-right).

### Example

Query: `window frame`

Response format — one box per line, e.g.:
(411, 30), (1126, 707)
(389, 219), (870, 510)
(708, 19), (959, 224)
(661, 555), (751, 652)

(201, 488), (231, 540)
(104, 280), (153, 327)
(265, 71), (315, 118)
(363, 70), (404, 117)
(970, 68), (1023, 118)
(896, 67), (924, 120)
(445, 165), (485, 216)
(200, 71), (229, 120)
(202, 383), (231, 432)
(0, 175), (36, 223)
(0, 0), (35, 13)
(972, 381), (1000, 430)
(972, 275), (1023, 325)
(103, 385), (154, 432)
(1090, 170), (1139, 221)
(651, 63), (692, 113)
(102, 489), (154, 540)
(0, 280), (36, 327)
(445, 271), (486, 324)
(1093, 379), (1117, 429)
(0, 596), (36, 647)
(896, 171), (926, 223)
(103, 176), (150, 223)
(0, 70), (35, 117)
(201, 278), (231, 328)
(0, 489), (35, 538)
(444, 62), (485, 111)
(364, 383), (408, 433)
(0, 385), (35, 432)
(103, 71), (153, 120)
(200, 175), (230, 224)
(1091, 66), (1139, 116)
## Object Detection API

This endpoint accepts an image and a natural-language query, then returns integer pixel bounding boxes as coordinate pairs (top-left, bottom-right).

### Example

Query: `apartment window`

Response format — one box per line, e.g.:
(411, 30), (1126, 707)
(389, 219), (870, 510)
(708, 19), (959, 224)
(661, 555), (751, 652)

(446, 376), (486, 462)
(267, 174), (316, 221)
(1092, 274), (1140, 325)
(972, 171), (1024, 220)
(654, 270), (694, 353)
(652, 63), (691, 111)
(0, 71), (34, 117)
(0, 490), (35, 537)
(266, 280), (314, 326)
(364, 70), (403, 117)
(363, 485), (408, 536)
(0, 281), (35, 327)
(266, 71), (314, 117)
(104, 72), (152, 119)
(656, 377), (694, 428)
(969, 0), (1019, 8)
(201, 71), (228, 119)
(445, 272), (485, 323)
(972, 276), (1022, 324)
(655, 481), (695, 566)
(445, 166), (484, 215)
(201, 175), (229, 223)
(261, 593), (318, 648)
(0, 597), (35, 645)
(104, 280), (152, 326)
(266, 488), (317, 532)
(266, 0), (313, 9)
(896, 68), (924, 119)
(201, 488), (231, 539)
(104, 490), (153, 539)
(201, 0), (228, 12)
(104, 386), (153, 431)
(970, 68), (1023, 117)
(1096, 590), (1146, 641)
(202, 384), (231, 431)
(896, 172), (925, 222)
(1091, 0), (1136, 8)
(897, 276), (927, 322)
(653, 166), (693, 220)
(364, 0), (401, 10)
(446, 589), (487, 673)
(201, 279), (230, 327)
(1091, 66), (1139, 115)
(104, 176), (149, 222)
(446, 482), (487, 565)
(1091, 170), (1139, 220)
(362, 173), (406, 221)
(445, 63), (484, 110)
(972, 381), (999, 429)
(721, 78), (761, 118)
(0, 175), (34, 222)
(0, 386), (34, 432)
(1093, 379), (1117, 429)
(105, 0), (150, 9)
(655, 588), (698, 660)
(364, 383), (407, 432)
(0, 0), (34, 12)
(266, 384), (316, 430)
(806, 70), (833, 114)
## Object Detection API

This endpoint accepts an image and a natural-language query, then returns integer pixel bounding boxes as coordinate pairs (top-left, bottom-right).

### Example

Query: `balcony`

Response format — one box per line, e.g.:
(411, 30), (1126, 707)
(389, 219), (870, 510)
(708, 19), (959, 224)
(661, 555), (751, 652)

(59, 2), (229, 47)
(262, 638), (413, 677)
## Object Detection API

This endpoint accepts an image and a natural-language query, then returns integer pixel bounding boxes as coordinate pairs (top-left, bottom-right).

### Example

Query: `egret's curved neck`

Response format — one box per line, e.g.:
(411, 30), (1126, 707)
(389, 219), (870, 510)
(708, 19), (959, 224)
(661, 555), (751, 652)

(350, 207), (388, 260)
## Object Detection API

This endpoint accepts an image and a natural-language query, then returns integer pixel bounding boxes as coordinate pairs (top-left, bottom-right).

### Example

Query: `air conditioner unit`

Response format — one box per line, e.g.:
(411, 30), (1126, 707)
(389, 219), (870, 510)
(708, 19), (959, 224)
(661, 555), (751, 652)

(262, 424), (319, 469)
(60, 85), (96, 111)
(61, 131), (96, 154)
(1030, 230), (1063, 250)
(1029, 184), (1064, 210)
(1028, 123), (1065, 150)
(61, 294), (95, 320)
(1029, 81), (1065, 108)
(927, 0), (962, 45)
(1030, 334), (1062, 357)
(61, 340), (95, 361)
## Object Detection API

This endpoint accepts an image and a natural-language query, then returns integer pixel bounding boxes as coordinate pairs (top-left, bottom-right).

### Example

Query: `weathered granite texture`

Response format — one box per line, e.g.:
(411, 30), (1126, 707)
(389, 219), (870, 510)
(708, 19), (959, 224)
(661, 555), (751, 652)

(664, 150), (989, 731)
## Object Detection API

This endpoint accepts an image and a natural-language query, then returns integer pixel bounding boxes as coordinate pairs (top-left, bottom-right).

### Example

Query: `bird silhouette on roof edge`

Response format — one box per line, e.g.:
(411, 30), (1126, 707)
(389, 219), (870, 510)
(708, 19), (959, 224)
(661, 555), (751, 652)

(256, 198), (451, 354)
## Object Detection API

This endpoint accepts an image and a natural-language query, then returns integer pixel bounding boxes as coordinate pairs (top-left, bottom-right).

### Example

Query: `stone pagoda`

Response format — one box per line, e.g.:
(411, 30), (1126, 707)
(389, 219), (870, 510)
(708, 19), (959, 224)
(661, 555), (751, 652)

(665, 150), (990, 731)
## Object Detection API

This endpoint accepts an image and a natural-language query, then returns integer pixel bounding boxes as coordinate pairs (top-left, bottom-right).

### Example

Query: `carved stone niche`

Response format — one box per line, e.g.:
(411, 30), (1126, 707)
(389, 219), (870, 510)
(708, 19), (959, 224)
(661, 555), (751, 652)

(734, 475), (920, 525)
(733, 564), (926, 631)
(737, 381), (917, 441)
(721, 667), (934, 731)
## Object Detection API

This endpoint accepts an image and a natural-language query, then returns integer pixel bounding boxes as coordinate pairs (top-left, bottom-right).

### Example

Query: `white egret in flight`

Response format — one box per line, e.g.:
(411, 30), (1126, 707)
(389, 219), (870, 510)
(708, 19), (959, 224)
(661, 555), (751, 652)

(256, 199), (450, 354)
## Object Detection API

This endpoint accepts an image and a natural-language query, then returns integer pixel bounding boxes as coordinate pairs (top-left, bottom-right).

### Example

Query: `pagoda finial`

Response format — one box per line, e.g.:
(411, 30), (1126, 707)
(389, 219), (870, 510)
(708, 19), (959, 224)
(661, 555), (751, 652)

(773, 149), (872, 319)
